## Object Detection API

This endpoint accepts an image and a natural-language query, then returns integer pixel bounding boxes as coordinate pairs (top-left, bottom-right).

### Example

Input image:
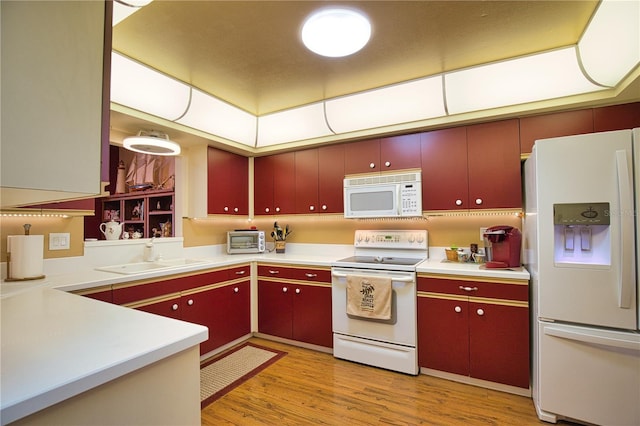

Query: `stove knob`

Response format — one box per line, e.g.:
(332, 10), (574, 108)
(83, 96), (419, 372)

(416, 234), (424, 243)
(408, 235), (415, 243)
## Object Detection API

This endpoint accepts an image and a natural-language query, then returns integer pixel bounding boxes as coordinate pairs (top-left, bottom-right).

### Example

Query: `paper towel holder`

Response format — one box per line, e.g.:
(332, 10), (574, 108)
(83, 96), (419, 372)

(5, 224), (46, 282)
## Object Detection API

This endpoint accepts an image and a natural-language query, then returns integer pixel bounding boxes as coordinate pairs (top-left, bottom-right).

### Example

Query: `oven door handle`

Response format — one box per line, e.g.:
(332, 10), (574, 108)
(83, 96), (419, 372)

(331, 271), (413, 282)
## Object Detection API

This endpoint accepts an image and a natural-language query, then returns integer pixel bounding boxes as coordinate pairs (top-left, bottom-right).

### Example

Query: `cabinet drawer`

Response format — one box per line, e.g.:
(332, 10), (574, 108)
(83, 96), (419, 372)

(418, 276), (528, 302)
(227, 264), (250, 280)
(113, 269), (228, 304)
(258, 264), (330, 282)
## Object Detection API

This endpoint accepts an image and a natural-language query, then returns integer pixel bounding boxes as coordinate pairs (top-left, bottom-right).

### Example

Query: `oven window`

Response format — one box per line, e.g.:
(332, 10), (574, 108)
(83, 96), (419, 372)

(230, 236), (257, 249)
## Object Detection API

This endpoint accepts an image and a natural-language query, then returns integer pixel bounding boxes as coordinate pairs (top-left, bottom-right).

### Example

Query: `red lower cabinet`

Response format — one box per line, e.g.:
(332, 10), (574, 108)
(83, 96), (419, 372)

(258, 264), (333, 348)
(72, 286), (113, 303)
(417, 275), (530, 389)
(114, 265), (251, 356)
(135, 294), (182, 320)
(468, 302), (529, 388)
(210, 280), (251, 349)
(418, 296), (469, 376)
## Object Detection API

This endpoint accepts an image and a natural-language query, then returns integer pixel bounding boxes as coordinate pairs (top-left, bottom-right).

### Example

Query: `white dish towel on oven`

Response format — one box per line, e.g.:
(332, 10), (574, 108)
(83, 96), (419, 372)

(346, 275), (392, 320)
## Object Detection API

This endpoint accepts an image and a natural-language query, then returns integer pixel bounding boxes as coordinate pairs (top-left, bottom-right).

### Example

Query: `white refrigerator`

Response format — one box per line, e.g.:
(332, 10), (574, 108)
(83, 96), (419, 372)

(524, 128), (640, 425)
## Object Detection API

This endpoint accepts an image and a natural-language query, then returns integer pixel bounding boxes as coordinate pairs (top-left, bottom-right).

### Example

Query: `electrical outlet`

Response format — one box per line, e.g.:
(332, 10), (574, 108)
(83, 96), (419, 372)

(479, 227), (488, 241)
(49, 233), (70, 250)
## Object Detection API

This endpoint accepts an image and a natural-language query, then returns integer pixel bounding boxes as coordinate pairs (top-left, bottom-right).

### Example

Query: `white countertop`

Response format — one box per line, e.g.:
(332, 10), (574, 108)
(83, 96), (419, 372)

(0, 243), (528, 424)
(0, 288), (207, 425)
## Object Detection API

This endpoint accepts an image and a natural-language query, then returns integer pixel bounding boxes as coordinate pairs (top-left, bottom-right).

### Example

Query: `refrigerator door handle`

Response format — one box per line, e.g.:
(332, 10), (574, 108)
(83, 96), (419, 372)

(615, 149), (634, 309)
(545, 325), (640, 352)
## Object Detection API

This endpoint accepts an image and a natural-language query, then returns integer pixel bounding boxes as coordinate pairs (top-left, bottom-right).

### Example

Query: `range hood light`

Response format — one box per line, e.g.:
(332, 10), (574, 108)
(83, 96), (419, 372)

(301, 8), (371, 58)
(123, 130), (181, 156)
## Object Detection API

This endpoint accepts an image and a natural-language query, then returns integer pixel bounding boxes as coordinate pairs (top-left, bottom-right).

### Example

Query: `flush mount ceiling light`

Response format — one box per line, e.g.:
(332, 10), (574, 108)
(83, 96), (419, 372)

(301, 8), (371, 57)
(123, 130), (181, 156)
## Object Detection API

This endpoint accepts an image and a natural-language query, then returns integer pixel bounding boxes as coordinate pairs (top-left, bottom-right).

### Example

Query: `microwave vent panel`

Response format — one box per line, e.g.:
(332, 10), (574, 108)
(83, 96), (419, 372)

(344, 171), (421, 187)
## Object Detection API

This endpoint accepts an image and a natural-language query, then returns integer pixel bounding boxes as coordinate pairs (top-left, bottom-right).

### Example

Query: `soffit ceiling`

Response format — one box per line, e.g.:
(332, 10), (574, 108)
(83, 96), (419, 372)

(113, 0), (600, 115)
(110, 1), (639, 152)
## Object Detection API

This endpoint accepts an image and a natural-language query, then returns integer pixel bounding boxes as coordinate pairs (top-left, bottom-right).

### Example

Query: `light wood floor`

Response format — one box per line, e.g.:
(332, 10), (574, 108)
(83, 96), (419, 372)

(201, 337), (565, 426)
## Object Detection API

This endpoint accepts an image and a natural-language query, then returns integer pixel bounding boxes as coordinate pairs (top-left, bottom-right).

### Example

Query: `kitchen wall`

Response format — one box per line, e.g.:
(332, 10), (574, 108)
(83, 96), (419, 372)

(0, 211), (521, 264)
(183, 214), (523, 250)
(0, 216), (85, 262)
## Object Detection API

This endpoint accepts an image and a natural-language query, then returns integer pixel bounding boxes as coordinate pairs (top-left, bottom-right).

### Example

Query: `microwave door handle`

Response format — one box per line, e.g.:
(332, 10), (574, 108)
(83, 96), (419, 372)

(397, 184), (402, 215)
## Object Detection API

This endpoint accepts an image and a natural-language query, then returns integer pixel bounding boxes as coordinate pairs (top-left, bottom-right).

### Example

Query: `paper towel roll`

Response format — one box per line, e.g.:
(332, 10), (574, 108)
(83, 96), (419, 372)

(7, 235), (44, 280)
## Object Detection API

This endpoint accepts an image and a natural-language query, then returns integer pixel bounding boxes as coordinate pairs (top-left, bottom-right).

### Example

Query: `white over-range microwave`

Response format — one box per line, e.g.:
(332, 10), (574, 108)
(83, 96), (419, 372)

(343, 171), (422, 218)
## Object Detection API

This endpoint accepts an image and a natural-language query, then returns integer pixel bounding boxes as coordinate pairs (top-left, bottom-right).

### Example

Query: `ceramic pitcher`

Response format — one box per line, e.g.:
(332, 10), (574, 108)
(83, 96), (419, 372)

(100, 220), (123, 240)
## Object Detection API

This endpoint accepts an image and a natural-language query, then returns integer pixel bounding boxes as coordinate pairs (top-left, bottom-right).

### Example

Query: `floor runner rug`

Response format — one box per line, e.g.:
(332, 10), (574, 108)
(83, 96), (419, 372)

(200, 342), (286, 408)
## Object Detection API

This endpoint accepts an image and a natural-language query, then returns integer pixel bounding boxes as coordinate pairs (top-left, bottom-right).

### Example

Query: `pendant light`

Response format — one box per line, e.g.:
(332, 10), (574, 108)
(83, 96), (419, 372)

(123, 130), (181, 156)
(301, 8), (371, 57)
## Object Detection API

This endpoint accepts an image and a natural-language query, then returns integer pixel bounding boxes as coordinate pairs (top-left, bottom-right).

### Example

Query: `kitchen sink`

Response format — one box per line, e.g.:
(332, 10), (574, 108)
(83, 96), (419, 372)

(96, 258), (207, 275)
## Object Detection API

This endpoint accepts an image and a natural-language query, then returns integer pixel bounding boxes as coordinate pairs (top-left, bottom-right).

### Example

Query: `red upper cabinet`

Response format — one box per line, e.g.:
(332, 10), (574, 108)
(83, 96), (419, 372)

(344, 135), (421, 174)
(317, 144), (345, 213)
(272, 152), (296, 215)
(593, 102), (640, 132)
(254, 155), (275, 215)
(519, 109), (594, 154)
(466, 119), (521, 210)
(295, 148), (319, 214)
(379, 133), (422, 170)
(258, 146), (344, 215)
(344, 138), (381, 174)
(420, 127), (469, 211)
(254, 152), (295, 215)
(207, 147), (248, 215)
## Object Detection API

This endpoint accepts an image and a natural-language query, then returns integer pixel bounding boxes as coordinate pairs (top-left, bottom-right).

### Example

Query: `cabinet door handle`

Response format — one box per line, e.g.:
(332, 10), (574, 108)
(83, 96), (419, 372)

(172, 303), (179, 311)
(455, 199), (463, 206)
(369, 162), (376, 169)
(234, 207), (239, 212)
(224, 206), (229, 212)
(305, 273), (317, 278)
(454, 306), (462, 313)
(295, 288), (301, 294)
(235, 270), (246, 275)
(321, 204), (327, 210)
(187, 299), (194, 306)
(265, 207), (270, 213)
(384, 161), (391, 167)
(309, 205), (315, 211)
(234, 287), (239, 293)
(268, 270), (280, 275)
(282, 287), (288, 293)
(475, 198), (483, 205)
(476, 308), (485, 316)
(459, 286), (478, 292)
(275, 207), (281, 212)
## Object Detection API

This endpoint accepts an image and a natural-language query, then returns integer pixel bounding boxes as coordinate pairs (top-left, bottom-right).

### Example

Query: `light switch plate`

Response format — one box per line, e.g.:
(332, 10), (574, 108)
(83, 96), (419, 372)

(49, 233), (70, 250)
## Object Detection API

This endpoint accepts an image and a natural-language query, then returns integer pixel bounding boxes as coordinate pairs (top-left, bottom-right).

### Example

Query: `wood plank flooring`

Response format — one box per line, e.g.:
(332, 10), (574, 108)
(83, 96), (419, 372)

(201, 338), (561, 426)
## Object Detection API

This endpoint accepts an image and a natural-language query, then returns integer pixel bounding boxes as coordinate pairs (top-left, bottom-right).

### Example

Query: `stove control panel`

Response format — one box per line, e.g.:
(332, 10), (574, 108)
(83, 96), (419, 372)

(354, 230), (428, 250)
